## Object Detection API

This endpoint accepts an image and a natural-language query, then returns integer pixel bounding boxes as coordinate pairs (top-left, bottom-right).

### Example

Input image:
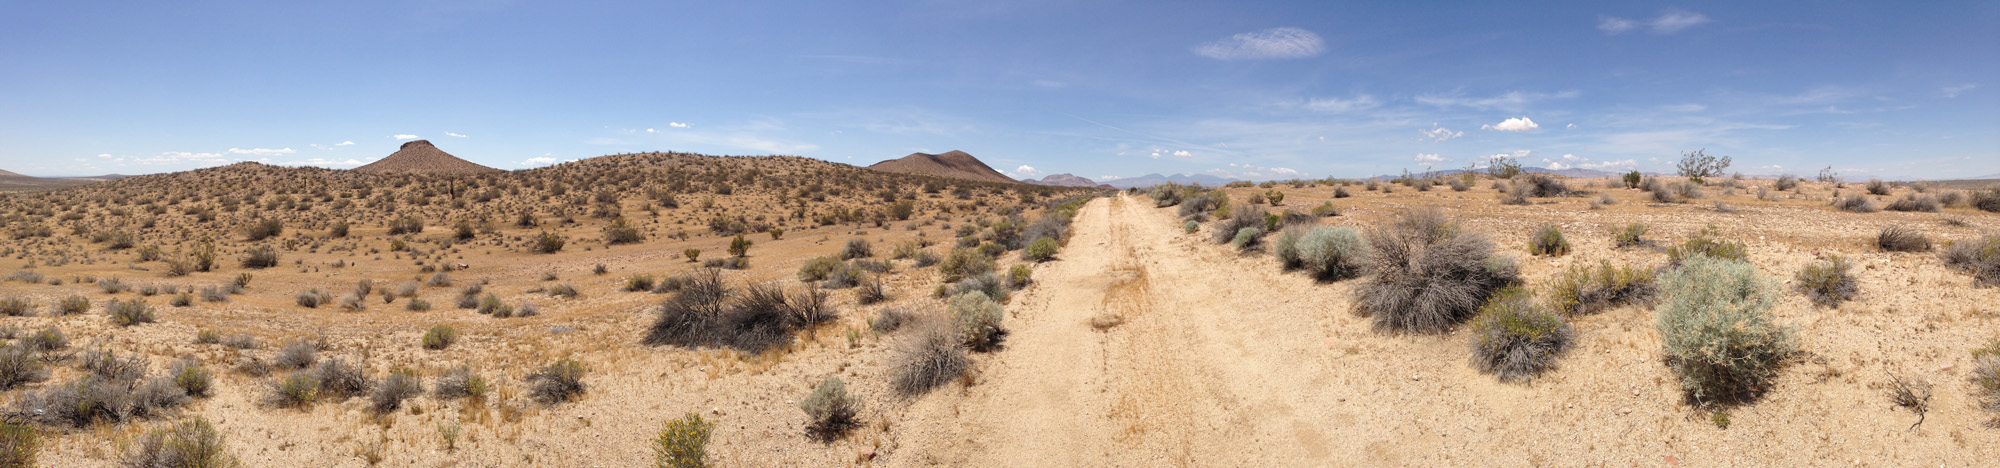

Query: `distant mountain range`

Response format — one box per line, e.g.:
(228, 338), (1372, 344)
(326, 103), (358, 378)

(1019, 173), (1102, 188)
(1101, 173), (1240, 189)
(0, 170), (128, 192)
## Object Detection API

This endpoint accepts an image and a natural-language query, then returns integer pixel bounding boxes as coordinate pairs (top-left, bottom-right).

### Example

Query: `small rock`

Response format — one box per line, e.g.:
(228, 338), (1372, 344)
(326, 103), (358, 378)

(1617, 407), (1633, 415)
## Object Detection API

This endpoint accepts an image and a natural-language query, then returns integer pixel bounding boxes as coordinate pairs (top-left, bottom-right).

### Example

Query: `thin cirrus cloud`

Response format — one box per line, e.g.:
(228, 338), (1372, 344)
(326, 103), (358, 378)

(1302, 95), (1380, 113)
(391, 134), (419, 140)
(226, 147), (295, 156)
(1193, 27), (1325, 60)
(445, 132), (467, 138)
(1415, 90), (1578, 111)
(1414, 153), (1446, 165)
(1481, 117), (1539, 132)
(1599, 10), (1712, 35)
(1420, 125), (1463, 142)
(334, 141), (354, 146)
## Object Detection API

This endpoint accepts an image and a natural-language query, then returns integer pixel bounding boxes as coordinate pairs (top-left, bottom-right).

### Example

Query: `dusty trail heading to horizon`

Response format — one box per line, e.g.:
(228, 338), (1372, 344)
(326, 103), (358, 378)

(891, 194), (1989, 467)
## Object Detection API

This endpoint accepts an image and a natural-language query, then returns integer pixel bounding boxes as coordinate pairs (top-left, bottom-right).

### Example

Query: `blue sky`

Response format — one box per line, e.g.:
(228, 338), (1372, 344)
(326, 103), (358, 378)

(2, 1), (1995, 181)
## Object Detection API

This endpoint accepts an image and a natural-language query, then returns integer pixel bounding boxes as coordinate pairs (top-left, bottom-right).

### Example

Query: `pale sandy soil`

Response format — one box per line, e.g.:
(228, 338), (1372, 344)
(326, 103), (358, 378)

(10, 178), (2000, 467)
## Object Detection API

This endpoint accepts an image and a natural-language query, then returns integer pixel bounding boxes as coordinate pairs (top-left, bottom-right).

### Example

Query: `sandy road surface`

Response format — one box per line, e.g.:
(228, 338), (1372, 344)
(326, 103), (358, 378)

(891, 194), (1996, 467)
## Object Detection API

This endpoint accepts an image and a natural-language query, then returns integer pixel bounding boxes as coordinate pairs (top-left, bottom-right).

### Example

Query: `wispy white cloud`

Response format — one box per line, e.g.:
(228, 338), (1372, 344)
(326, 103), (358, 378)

(1482, 116), (1539, 132)
(392, 134), (419, 140)
(445, 132), (467, 138)
(1941, 84), (1977, 98)
(1600, 10), (1712, 35)
(227, 147), (296, 156)
(1302, 95), (1380, 113)
(1415, 90), (1578, 111)
(1663, 103), (1707, 112)
(335, 141), (355, 146)
(520, 157), (559, 167)
(1211, 163), (1304, 180)
(281, 158), (371, 168)
(1193, 27), (1324, 60)
(1414, 153), (1446, 165)
(1420, 125), (1463, 142)
(670, 122), (690, 128)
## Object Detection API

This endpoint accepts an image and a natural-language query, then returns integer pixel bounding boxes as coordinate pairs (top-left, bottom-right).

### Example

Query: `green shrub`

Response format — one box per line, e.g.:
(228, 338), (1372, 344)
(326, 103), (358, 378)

(1793, 256), (1858, 307)
(1468, 286), (1572, 382)
(423, 325), (459, 350)
(799, 377), (860, 441)
(123, 417), (236, 467)
(0, 419), (35, 468)
(1973, 339), (2000, 426)
(1273, 227), (1305, 269)
(529, 358), (586, 404)
(1547, 261), (1656, 316)
(1230, 227), (1263, 251)
(0, 346), (49, 390)
(388, 216), (424, 235)
(432, 366), (488, 400)
(1656, 255), (1796, 403)
(170, 359), (212, 398)
(531, 231), (566, 253)
(683, 249), (701, 263)
(1183, 220), (1198, 233)
(654, 413), (713, 468)
(1294, 226), (1367, 281)
(938, 247), (995, 282)
(271, 373), (320, 408)
(727, 234), (752, 257)
(604, 219), (644, 244)
(0, 298), (30, 317)
(55, 296), (89, 316)
(797, 256), (841, 282)
(1613, 224), (1649, 248)
(1006, 264), (1033, 289)
(951, 292), (1006, 352)
(107, 299), (156, 327)
(1212, 204), (1268, 244)
(246, 218), (283, 241)
(624, 274), (656, 292)
(1528, 225), (1570, 257)
(1023, 237), (1059, 262)
(1667, 226), (1747, 265)
(840, 238), (873, 260)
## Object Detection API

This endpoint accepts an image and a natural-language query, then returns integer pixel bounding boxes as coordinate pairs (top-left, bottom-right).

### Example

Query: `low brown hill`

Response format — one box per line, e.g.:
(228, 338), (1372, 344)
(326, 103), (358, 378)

(352, 140), (501, 176)
(0, 169), (122, 192)
(867, 150), (1018, 184)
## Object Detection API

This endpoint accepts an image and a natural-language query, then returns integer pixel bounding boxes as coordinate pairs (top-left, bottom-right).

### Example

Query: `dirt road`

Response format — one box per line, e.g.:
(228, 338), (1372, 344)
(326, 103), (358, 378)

(891, 194), (1993, 467)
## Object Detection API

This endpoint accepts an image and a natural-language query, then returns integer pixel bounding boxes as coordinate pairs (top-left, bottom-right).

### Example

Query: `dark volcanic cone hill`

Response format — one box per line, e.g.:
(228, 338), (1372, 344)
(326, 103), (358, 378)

(353, 140), (501, 176)
(867, 150), (1018, 184)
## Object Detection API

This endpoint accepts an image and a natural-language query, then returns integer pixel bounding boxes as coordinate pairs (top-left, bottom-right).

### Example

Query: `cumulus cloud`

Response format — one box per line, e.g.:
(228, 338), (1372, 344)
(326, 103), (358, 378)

(1097, 175), (1123, 181)
(520, 157), (560, 168)
(392, 134), (419, 140)
(1172, 150), (1192, 158)
(227, 147), (296, 156)
(445, 132), (467, 138)
(97, 154), (112, 159)
(1303, 95), (1379, 113)
(1011, 165), (1041, 178)
(1566, 123), (1577, 129)
(1600, 10), (1712, 35)
(1414, 153), (1447, 165)
(1481, 117), (1539, 132)
(1193, 27), (1325, 60)
(670, 122), (690, 128)
(335, 141), (354, 146)
(1420, 125), (1463, 142)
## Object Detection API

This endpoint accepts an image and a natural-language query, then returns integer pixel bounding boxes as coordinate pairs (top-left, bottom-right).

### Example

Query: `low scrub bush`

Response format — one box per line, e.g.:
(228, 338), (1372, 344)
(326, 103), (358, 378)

(107, 299), (156, 327)
(1656, 255), (1796, 404)
(840, 238), (874, 260)
(241, 246), (279, 269)
(295, 289), (334, 308)
(1547, 261), (1657, 315)
(123, 417), (237, 468)
(937, 247), (994, 282)
(800, 376), (860, 442)
(1468, 286), (1572, 382)
(529, 358), (586, 404)
(55, 296), (89, 316)
(1667, 226), (1747, 265)
(1357, 209), (1519, 333)
(312, 358), (371, 400)
(1023, 237), (1059, 262)
(422, 324), (459, 350)
(890, 319), (968, 395)
(1943, 234), (2000, 287)
(871, 307), (916, 333)
(949, 273), (1009, 303)
(1885, 194), (1940, 212)
(0, 346), (49, 390)
(1834, 194), (1878, 213)
(370, 368), (423, 413)
(1513, 174), (1570, 198)
(1613, 224), (1649, 248)
(951, 292), (1006, 352)
(169, 359), (212, 398)
(274, 342), (318, 370)
(1865, 179), (1891, 196)
(269, 373), (319, 408)
(1876, 225), (1931, 252)
(0, 298), (31, 317)
(432, 366), (488, 401)
(0, 419), (34, 468)
(1971, 188), (2000, 213)
(1528, 225), (1570, 257)
(1793, 255), (1859, 307)
(1211, 204), (1268, 244)
(654, 413), (713, 468)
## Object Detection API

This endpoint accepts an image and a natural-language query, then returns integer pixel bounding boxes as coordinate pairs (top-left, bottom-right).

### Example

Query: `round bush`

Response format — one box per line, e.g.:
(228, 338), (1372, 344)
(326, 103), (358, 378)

(1230, 227), (1263, 251)
(1295, 226), (1367, 281)
(950, 292), (1005, 352)
(1024, 237), (1059, 262)
(1357, 209), (1518, 333)
(1656, 254), (1797, 403)
(1468, 286), (1572, 382)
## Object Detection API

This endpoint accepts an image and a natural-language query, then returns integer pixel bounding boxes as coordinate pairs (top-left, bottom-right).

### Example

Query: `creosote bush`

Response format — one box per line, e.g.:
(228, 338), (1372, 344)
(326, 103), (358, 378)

(1667, 226), (1747, 266)
(432, 366), (488, 400)
(123, 417), (237, 468)
(1468, 286), (1572, 382)
(937, 247), (995, 282)
(1656, 254), (1796, 404)
(951, 291), (1006, 352)
(1834, 194), (1878, 213)
(529, 358), (586, 404)
(1793, 255), (1859, 307)
(370, 368), (423, 414)
(1528, 225), (1570, 257)
(654, 413), (713, 468)
(0, 419), (34, 468)
(799, 376), (860, 442)
(422, 324), (459, 350)
(1357, 209), (1519, 333)
(1973, 339), (2000, 427)
(1614, 224), (1649, 248)
(107, 299), (156, 327)
(1547, 261), (1656, 316)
